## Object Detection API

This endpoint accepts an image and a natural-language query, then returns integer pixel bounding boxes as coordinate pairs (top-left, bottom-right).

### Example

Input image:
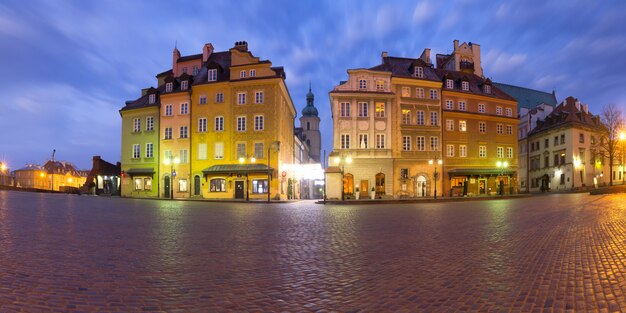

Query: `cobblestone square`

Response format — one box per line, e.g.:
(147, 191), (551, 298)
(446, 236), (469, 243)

(1, 191), (626, 312)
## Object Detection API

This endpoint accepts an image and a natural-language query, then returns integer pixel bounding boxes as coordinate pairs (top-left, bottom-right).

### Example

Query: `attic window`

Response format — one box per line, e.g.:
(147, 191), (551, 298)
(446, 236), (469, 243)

(240, 70), (247, 79)
(461, 81), (469, 91)
(359, 79), (367, 90)
(181, 80), (188, 90)
(376, 80), (384, 90)
(250, 69), (256, 77)
(414, 67), (424, 78)
(208, 69), (217, 81)
(165, 83), (173, 93)
(446, 79), (454, 89)
(484, 85), (492, 94)
(149, 94), (155, 104)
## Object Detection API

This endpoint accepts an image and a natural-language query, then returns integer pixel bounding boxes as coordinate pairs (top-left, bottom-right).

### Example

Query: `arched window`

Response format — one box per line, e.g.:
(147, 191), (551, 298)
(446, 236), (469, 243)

(307, 122), (310, 130)
(375, 173), (385, 194)
(343, 173), (354, 195)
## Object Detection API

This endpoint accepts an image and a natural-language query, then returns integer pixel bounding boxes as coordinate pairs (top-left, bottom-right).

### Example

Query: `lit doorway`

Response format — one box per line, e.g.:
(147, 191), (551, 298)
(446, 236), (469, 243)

(416, 175), (427, 197)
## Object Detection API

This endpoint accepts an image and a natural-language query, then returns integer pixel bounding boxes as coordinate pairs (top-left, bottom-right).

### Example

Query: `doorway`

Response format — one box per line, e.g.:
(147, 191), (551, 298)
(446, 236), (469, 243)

(360, 180), (368, 197)
(164, 175), (171, 198)
(416, 175), (427, 197)
(235, 181), (245, 199)
(194, 175), (201, 196)
(375, 173), (385, 195)
(478, 179), (486, 195)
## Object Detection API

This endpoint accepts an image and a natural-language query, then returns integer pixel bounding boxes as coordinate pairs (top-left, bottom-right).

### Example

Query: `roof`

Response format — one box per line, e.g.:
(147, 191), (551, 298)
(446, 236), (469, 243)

(448, 168), (517, 176)
(369, 56), (440, 82)
(435, 69), (516, 102)
(177, 53), (202, 62)
(14, 164), (44, 172)
(125, 168), (154, 176)
(43, 160), (81, 175)
(494, 83), (557, 111)
(202, 164), (273, 174)
(528, 96), (602, 136)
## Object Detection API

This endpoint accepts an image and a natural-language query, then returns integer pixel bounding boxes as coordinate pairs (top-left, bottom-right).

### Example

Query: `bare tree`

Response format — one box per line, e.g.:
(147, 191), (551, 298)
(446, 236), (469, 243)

(595, 103), (624, 186)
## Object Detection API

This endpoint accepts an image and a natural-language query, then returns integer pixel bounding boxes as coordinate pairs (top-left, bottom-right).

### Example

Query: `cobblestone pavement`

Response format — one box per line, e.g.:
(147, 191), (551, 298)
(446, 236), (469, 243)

(1, 191), (626, 312)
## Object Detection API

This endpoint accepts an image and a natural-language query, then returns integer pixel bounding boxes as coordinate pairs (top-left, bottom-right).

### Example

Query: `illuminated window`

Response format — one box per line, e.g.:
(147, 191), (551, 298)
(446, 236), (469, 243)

(447, 144), (455, 157)
(375, 102), (385, 118)
(134, 178), (143, 190)
(179, 179), (188, 192)
(402, 87), (411, 97)
(198, 143), (207, 160)
(252, 180), (268, 194)
(459, 120), (467, 132)
(214, 142), (224, 159)
(402, 110), (411, 124)
(179, 149), (188, 163)
(446, 119), (454, 131)
(144, 178), (152, 191)
(210, 178), (226, 192)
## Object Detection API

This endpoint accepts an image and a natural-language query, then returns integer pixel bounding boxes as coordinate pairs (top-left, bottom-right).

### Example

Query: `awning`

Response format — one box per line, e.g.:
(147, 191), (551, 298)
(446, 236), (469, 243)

(202, 164), (273, 175)
(448, 168), (516, 176)
(125, 168), (155, 176)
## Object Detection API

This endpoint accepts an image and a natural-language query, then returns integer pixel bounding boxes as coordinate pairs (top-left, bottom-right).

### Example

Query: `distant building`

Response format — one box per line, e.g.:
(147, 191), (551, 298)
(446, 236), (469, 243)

(14, 161), (87, 191)
(84, 156), (121, 195)
(294, 84), (323, 199)
(13, 164), (47, 189)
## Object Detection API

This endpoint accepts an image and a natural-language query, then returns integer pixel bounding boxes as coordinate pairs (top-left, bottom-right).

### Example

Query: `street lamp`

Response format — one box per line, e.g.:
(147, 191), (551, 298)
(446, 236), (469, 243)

(267, 141), (280, 203)
(164, 155), (180, 199)
(333, 155), (352, 201)
(496, 161), (509, 195)
(573, 157), (582, 189)
(429, 158), (442, 199)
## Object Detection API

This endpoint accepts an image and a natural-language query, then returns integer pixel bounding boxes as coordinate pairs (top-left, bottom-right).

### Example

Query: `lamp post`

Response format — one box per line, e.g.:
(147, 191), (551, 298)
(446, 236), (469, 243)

(267, 141), (281, 203)
(429, 158), (443, 199)
(620, 132), (625, 185)
(164, 155), (180, 199)
(496, 161), (509, 196)
(333, 155), (352, 201)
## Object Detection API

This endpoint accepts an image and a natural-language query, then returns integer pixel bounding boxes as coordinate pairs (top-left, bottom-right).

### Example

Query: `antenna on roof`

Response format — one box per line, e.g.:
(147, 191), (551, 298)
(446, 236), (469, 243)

(52, 149), (56, 162)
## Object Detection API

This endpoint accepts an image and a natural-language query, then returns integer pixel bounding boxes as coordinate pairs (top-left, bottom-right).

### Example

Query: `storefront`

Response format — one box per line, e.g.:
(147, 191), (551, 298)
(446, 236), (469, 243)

(202, 164), (276, 200)
(447, 168), (517, 197)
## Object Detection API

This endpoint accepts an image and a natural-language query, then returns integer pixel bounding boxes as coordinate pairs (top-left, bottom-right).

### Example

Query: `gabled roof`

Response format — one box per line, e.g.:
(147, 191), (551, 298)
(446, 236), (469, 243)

(177, 53), (202, 62)
(435, 69), (516, 101)
(528, 96), (602, 136)
(368, 56), (440, 82)
(494, 83), (557, 111)
(192, 51), (232, 85)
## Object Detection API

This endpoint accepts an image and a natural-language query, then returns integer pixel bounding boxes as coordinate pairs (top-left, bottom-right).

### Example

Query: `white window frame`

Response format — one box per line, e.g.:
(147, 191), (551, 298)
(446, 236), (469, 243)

(340, 134), (350, 149)
(179, 149), (188, 163)
(198, 118), (207, 132)
(507, 147), (514, 159)
(376, 134), (385, 149)
(496, 106), (503, 115)
(149, 94), (155, 104)
(179, 125), (188, 138)
(237, 116), (246, 132)
(215, 116), (224, 131)
(165, 82), (173, 93)
(254, 142), (264, 159)
(478, 103), (485, 113)
(215, 92), (224, 103)
(199, 95), (207, 104)
(132, 144), (140, 159)
(484, 85), (491, 94)
(255, 91), (264, 104)
(133, 118), (141, 133)
(208, 69), (217, 81)
(459, 145), (467, 157)
(402, 110), (411, 125)
(497, 147), (504, 158)
(376, 80), (385, 91)
(250, 69), (256, 77)
(198, 143), (207, 160)
(237, 92), (246, 105)
(461, 81), (469, 91)
(507, 125), (513, 135)
(181, 80), (188, 90)
(479, 146), (487, 158)
(497, 124), (503, 134)
(446, 79), (454, 89)
(458, 101), (466, 111)
(358, 133), (368, 149)
(165, 104), (173, 116)
(479, 122), (486, 133)
(430, 89), (438, 99)
(506, 108), (513, 117)
(414, 66), (424, 78)
(416, 88), (425, 98)
(430, 111), (438, 126)
(358, 102), (368, 117)
(359, 79), (367, 90)
(446, 119), (454, 131)
(446, 144), (454, 157)
(240, 70), (247, 78)
(254, 115), (264, 131)
(214, 142), (224, 159)
(180, 103), (188, 115)
(416, 136), (425, 151)
(430, 136), (439, 151)
(164, 127), (172, 140)
(340, 102), (350, 117)
(459, 120), (467, 132)
(416, 111), (425, 126)
(146, 143), (153, 158)
(146, 116), (154, 131)
(402, 136), (411, 151)
(445, 100), (454, 110)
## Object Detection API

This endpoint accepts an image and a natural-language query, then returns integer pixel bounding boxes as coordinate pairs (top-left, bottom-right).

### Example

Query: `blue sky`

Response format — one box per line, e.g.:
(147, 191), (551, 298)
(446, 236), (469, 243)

(1, 0), (625, 170)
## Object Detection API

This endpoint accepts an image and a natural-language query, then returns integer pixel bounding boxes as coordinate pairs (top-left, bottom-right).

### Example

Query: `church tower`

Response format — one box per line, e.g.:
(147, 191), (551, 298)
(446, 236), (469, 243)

(299, 83), (321, 162)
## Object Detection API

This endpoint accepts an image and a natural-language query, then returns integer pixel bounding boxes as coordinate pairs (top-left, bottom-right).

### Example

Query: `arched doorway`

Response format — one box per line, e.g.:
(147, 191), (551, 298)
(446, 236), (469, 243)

(194, 175), (201, 196)
(375, 173), (385, 195)
(343, 173), (354, 196)
(416, 175), (427, 197)
(164, 175), (171, 198)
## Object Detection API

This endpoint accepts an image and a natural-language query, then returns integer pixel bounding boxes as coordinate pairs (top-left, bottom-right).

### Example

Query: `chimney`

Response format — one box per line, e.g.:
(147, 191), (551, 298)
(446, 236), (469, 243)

(583, 104), (589, 114)
(202, 43), (214, 62)
(575, 99), (581, 111)
(172, 46), (181, 76)
(419, 48), (431, 64)
(453, 39), (459, 51)
(233, 41), (248, 52)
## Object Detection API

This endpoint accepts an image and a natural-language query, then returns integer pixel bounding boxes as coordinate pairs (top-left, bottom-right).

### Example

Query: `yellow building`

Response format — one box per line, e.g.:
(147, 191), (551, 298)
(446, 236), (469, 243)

(14, 161), (87, 191)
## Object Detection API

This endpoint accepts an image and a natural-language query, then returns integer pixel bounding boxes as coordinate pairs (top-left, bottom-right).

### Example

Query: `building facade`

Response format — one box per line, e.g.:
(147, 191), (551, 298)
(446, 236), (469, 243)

(14, 161), (87, 191)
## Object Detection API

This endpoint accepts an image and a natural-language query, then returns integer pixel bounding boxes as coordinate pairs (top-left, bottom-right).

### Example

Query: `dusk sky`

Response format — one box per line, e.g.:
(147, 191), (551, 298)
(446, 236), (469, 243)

(1, 0), (624, 170)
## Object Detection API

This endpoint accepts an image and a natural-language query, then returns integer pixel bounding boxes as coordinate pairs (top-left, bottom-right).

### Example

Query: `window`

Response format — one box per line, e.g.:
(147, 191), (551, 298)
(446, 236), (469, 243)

(252, 180), (268, 194)
(340, 134), (350, 149)
(446, 119), (454, 131)
(478, 104), (485, 113)
(560, 134), (565, 144)
(479, 146), (486, 158)
(237, 116), (246, 131)
(402, 136), (411, 151)
(506, 108), (512, 117)
(143, 178), (152, 191)
(236, 143), (246, 158)
(182, 67), (188, 74)
(255, 91), (264, 104)
(340, 102), (351, 117)
(215, 92), (224, 103)
(132, 144), (140, 159)
(179, 126), (188, 138)
(359, 79), (367, 90)
(237, 92), (246, 105)
(358, 102), (368, 117)
(134, 178), (143, 191)
(554, 136), (559, 146)
(250, 69), (256, 77)
(560, 174), (565, 185)
(507, 147), (513, 159)
(579, 133), (584, 143)
(591, 136), (596, 144)
(146, 116), (154, 131)
(164, 127), (172, 140)
(416, 111), (425, 126)
(560, 152), (566, 165)
(459, 120), (467, 132)
(497, 147), (504, 158)
(180, 103), (188, 115)
(414, 67), (424, 78)
(214, 142), (224, 159)
(133, 118), (141, 132)
(193, 66), (199, 75)
(544, 138), (549, 148)
(179, 179), (188, 192)
(459, 145), (467, 157)
(215, 116), (224, 131)
(165, 82), (173, 92)
(458, 101), (466, 111)
(416, 88), (425, 98)
(254, 115), (264, 131)
(461, 81), (469, 91)
(375, 102), (385, 118)
(484, 85), (491, 94)
(146, 143), (153, 158)
(447, 144), (455, 157)
(240, 70), (247, 78)
(165, 104), (173, 116)
(446, 79), (454, 89)
(479, 122), (486, 133)
(208, 69), (217, 81)
(430, 111), (438, 126)
(358, 134), (368, 149)
(402, 110), (411, 125)
(254, 142), (264, 159)
(506, 125), (513, 135)
(198, 143), (207, 160)
(430, 136), (439, 151)
(400, 168), (409, 180)
(496, 106), (503, 115)
(376, 134), (385, 149)
(430, 89), (438, 99)
(149, 94), (155, 104)
(164, 150), (172, 163)
(198, 118), (207, 132)
(402, 87), (411, 97)
(497, 124), (503, 134)
(416, 136), (425, 151)
(179, 149), (188, 163)
(210, 178), (226, 192)
(376, 80), (385, 90)
(181, 80), (188, 90)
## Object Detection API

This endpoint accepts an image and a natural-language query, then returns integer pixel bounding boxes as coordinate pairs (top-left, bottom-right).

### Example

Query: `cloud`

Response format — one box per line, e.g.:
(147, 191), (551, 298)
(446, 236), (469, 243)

(483, 49), (528, 77)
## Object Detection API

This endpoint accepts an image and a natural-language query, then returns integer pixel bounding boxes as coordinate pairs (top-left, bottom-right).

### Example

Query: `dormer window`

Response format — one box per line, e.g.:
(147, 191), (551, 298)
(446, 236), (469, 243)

(461, 81), (469, 91)
(446, 79), (454, 89)
(376, 80), (384, 91)
(414, 67), (424, 78)
(165, 83), (173, 93)
(240, 70), (247, 79)
(484, 84), (492, 94)
(181, 80), (188, 90)
(359, 79), (367, 90)
(250, 69), (256, 77)
(148, 94), (155, 104)
(193, 66), (199, 75)
(208, 69), (217, 81)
